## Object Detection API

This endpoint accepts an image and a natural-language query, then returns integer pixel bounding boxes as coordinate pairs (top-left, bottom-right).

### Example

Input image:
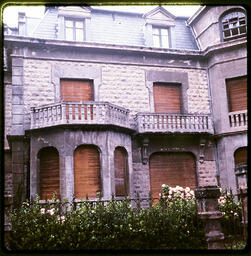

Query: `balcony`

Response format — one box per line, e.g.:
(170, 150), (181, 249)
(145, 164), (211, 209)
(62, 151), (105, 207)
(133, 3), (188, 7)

(229, 110), (247, 132)
(30, 102), (130, 130)
(135, 113), (214, 134)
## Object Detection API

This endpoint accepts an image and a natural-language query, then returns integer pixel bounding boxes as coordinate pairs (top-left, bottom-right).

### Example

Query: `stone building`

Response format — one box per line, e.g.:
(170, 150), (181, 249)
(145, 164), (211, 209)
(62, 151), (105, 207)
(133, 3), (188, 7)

(3, 5), (247, 203)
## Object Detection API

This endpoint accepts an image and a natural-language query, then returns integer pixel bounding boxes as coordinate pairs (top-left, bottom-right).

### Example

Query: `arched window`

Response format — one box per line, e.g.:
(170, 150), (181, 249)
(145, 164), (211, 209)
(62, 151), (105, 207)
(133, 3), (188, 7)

(220, 9), (247, 42)
(149, 152), (196, 199)
(38, 147), (60, 200)
(114, 147), (129, 197)
(74, 145), (101, 198)
(234, 147), (247, 189)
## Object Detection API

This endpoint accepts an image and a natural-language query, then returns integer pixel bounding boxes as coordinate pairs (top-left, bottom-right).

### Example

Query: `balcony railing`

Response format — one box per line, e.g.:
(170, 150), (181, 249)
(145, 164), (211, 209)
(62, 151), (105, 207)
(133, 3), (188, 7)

(135, 113), (214, 134)
(229, 110), (247, 131)
(30, 102), (130, 130)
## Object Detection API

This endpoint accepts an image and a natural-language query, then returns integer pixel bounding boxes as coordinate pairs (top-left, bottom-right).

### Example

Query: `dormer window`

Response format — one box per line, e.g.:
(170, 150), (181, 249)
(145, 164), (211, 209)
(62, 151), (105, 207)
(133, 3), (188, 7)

(65, 19), (84, 41)
(221, 9), (247, 42)
(152, 27), (169, 48)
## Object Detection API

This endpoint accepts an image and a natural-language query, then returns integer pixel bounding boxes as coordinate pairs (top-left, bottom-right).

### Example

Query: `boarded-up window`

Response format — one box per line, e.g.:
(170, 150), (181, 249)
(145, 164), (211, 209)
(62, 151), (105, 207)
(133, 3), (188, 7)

(74, 145), (101, 198)
(38, 147), (60, 200)
(149, 152), (196, 199)
(153, 83), (181, 113)
(61, 79), (93, 102)
(234, 147), (247, 165)
(114, 147), (128, 196)
(226, 76), (247, 112)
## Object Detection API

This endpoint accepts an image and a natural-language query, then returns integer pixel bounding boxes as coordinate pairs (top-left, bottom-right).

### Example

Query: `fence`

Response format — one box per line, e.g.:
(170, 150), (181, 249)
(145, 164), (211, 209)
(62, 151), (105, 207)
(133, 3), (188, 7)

(6, 191), (247, 250)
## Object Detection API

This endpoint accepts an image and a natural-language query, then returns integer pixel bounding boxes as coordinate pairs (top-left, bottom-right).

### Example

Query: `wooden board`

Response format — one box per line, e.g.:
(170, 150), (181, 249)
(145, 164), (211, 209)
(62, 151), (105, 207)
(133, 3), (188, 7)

(39, 147), (60, 200)
(74, 145), (101, 198)
(153, 83), (181, 113)
(114, 147), (127, 196)
(226, 77), (247, 112)
(149, 152), (196, 199)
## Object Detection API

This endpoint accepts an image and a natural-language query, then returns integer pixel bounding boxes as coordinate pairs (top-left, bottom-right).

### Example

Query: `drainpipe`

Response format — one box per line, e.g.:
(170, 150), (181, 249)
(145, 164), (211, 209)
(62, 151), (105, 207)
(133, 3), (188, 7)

(206, 64), (220, 185)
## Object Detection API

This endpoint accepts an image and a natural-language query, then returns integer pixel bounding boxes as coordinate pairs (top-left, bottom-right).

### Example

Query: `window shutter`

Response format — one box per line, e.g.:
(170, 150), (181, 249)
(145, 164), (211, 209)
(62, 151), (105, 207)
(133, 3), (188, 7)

(234, 147), (247, 165)
(227, 77), (247, 112)
(39, 147), (60, 200)
(114, 148), (127, 196)
(149, 152), (196, 199)
(74, 145), (101, 198)
(61, 80), (93, 101)
(153, 83), (181, 113)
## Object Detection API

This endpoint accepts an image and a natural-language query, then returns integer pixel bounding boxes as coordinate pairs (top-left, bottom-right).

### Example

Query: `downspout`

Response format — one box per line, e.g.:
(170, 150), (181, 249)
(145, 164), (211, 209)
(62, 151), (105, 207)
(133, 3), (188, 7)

(206, 62), (220, 186)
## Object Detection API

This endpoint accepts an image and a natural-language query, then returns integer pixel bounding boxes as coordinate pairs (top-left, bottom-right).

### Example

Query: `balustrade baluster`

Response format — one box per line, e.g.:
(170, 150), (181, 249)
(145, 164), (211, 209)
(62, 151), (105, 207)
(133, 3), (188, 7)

(69, 104), (73, 122)
(74, 104), (77, 121)
(177, 115), (180, 129)
(80, 104), (84, 122)
(86, 104), (91, 122)
(181, 116), (184, 130)
(239, 113), (244, 127)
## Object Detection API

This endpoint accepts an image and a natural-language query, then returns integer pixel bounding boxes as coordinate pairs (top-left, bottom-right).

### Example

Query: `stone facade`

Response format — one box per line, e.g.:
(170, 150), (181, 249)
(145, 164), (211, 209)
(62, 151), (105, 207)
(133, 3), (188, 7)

(3, 5), (247, 202)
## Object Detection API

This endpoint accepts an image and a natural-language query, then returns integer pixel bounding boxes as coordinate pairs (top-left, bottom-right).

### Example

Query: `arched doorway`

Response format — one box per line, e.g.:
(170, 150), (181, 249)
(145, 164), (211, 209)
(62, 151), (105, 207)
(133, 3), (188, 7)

(149, 152), (196, 199)
(38, 147), (60, 200)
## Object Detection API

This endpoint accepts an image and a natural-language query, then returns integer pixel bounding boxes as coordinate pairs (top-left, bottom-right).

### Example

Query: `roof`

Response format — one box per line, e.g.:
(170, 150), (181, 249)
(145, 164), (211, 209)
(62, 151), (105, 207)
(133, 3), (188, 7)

(10, 6), (199, 50)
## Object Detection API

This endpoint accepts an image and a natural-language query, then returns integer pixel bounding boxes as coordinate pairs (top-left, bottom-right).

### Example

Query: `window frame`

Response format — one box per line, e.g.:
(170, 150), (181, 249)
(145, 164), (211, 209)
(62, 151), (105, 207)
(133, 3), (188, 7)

(64, 18), (85, 42)
(152, 26), (170, 48)
(220, 9), (247, 42)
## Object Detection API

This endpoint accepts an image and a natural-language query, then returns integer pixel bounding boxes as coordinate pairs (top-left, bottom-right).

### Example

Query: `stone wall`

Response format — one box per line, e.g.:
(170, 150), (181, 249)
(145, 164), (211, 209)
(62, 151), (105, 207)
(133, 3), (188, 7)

(4, 84), (12, 149)
(22, 59), (211, 119)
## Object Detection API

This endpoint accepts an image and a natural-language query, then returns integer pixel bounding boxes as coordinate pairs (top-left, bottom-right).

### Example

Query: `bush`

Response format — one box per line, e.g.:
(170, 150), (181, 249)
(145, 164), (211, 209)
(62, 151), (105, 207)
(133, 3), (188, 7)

(10, 191), (206, 251)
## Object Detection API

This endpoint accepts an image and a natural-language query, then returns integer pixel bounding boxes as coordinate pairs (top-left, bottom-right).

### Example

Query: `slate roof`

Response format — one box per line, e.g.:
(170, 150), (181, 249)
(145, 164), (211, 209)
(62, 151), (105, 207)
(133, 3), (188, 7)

(24, 6), (199, 50)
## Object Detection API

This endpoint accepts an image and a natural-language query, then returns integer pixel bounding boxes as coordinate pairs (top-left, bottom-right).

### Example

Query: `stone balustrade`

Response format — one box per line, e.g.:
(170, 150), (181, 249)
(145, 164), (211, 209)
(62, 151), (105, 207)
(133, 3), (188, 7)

(229, 110), (247, 131)
(135, 113), (214, 134)
(30, 101), (130, 129)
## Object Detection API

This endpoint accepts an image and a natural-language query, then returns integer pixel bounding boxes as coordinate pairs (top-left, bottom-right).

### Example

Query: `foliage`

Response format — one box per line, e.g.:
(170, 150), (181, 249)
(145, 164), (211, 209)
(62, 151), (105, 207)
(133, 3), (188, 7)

(10, 190), (206, 251)
(218, 189), (244, 249)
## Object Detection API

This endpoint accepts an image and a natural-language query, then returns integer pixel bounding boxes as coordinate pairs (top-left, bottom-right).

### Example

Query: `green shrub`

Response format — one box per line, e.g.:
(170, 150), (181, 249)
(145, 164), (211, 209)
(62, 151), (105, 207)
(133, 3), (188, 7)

(10, 192), (206, 251)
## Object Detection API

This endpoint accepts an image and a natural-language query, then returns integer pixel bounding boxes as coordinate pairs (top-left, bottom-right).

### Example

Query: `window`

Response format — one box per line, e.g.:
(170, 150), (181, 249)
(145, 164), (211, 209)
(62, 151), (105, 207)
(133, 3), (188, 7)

(152, 27), (169, 48)
(226, 76), (247, 112)
(65, 19), (84, 41)
(153, 83), (181, 113)
(114, 147), (128, 197)
(221, 10), (247, 41)
(149, 152), (196, 199)
(74, 145), (101, 199)
(38, 147), (60, 200)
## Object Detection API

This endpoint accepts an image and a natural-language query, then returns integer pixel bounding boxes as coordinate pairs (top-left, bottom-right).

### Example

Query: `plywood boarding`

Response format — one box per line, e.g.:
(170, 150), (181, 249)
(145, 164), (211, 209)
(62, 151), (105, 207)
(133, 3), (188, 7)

(226, 77), (247, 112)
(74, 145), (101, 198)
(39, 147), (60, 200)
(61, 80), (93, 101)
(114, 147), (127, 196)
(149, 152), (196, 199)
(234, 147), (247, 165)
(153, 83), (181, 113)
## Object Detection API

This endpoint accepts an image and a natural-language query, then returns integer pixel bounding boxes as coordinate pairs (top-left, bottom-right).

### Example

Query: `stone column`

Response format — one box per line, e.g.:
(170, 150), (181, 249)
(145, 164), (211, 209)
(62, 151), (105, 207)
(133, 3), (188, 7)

(195, 186), (224, 249)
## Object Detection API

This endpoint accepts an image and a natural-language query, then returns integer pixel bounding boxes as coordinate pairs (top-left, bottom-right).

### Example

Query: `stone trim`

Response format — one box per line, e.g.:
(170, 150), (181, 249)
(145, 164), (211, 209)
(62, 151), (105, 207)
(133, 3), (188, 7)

(51, 63), (102, 102)
(145, 70), (189, 113)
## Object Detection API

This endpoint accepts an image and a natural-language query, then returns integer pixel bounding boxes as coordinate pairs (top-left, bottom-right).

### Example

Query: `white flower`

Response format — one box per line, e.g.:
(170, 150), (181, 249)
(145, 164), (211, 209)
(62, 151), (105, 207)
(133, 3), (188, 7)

(185, 187), (190, 192)
(40, 208), (45, 214)
(169, 190), (173, 195)
(234, 213), (238, 216)
(162, 184), (166, 188)
(168, 195), (172, 200)
(47, 208), (55, 215)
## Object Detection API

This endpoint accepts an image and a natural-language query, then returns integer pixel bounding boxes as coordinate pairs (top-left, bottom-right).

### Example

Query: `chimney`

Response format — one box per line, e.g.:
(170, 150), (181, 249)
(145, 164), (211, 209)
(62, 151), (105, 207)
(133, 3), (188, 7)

(18, 12), (26, 36)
